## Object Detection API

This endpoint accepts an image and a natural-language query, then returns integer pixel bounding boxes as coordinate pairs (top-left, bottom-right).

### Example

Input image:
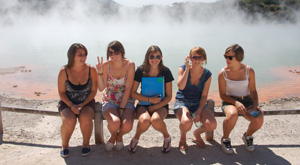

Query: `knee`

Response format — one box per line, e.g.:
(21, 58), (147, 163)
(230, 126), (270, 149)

(254, 115), (264, 128)
(139, 117), (151, 126)
(122, 120), (134, 133)
(225, 111), (239, 121)
(151, 117), (163, 128)
(108, 119), (121, 131)
(62, 115), (76, 126)
(204, 118), (217, 132)
(180, 119), (193, 131)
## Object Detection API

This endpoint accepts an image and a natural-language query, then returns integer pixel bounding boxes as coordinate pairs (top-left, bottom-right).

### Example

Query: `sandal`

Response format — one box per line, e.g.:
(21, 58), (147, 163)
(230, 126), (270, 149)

(192, 138), (206, 148)
(128, 138), (139, 153)
(179, 142), (188, 151)
(162, 137), (171, 153)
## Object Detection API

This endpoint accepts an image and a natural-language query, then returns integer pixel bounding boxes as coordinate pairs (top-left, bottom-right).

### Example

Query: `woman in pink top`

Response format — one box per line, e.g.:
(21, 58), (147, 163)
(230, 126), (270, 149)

(97, 41), (135, 151)
(218, 44), (264, 155)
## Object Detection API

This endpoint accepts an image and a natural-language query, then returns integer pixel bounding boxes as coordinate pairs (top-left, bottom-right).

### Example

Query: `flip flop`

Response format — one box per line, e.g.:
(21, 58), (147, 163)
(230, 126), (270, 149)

(192, 138), (206, 148)
(179, 142), (188, 151)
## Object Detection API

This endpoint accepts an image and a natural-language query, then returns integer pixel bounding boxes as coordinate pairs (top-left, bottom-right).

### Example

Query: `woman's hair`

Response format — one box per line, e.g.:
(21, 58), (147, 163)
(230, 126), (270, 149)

(189, 47), (207, 65)
(225, 44), (244, 62)
(141, 45), (165, 76)
(66, 43), (88, 68)
(106, 40), (125, 60)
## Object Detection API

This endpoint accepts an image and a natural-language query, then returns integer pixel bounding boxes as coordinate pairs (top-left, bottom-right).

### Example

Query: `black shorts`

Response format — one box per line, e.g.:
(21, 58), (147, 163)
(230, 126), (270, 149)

(58, 99), (95, 112)
(135, 104), (169, 114)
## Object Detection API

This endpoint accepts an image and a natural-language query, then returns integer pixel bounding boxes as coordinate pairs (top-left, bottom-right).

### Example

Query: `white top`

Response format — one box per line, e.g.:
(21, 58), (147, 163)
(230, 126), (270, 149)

(222, 65), (250, 97)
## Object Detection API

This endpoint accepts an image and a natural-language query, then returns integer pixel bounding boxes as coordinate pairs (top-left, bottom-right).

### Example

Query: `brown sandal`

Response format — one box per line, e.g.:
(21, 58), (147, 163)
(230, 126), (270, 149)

(192, 138), (206, 148)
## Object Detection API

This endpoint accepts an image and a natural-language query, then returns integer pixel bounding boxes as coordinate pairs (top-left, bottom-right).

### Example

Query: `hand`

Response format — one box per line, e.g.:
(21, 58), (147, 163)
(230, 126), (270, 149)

(149, 95), (162, 104)
(185, 56), (190, 69)
(235, 101), (247, 115)
(70, 104), (80, 115)
(96, 56), (104, 73)
(192, 110), (201, 123)
(255, 105), (264, 115)
(147, 105), (156, 113)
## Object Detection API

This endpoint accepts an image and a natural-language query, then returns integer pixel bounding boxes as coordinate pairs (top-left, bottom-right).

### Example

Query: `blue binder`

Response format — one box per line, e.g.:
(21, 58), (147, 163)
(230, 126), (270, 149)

(141, 77), (165, 105)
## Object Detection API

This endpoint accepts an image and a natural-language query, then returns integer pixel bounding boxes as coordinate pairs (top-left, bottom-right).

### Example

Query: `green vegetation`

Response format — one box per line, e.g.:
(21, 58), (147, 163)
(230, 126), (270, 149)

(237, 0), (300, 22)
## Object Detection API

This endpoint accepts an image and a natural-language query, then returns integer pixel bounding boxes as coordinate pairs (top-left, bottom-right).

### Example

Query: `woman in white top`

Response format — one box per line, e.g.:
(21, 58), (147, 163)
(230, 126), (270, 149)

(218, 44), (264, 155)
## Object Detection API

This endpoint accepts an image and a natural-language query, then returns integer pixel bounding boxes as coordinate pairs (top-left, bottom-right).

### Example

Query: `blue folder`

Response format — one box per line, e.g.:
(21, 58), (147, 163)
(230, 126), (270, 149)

(141, 77), (165, 105)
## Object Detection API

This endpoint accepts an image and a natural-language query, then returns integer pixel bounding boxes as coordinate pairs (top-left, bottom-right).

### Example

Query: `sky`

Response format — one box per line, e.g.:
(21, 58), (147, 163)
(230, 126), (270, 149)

(113, 0), (219, 7)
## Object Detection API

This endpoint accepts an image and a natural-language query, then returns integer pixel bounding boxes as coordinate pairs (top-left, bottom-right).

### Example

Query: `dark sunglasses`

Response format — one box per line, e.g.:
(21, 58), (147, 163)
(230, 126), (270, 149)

(149, 55), (161, 60)
(108, 50), (121, 56)
(224, 54), (236, 60)
(190, 56), (204, 60)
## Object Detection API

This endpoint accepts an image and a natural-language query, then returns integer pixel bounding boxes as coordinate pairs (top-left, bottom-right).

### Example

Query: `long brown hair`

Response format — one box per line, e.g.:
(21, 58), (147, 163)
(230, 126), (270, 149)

(66, 43), (88, 68)
(140, 45), (165, 76)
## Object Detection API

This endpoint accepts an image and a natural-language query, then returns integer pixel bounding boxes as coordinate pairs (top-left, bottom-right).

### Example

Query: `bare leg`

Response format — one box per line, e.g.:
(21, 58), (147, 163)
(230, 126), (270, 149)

(243, 111), (264, 136)
(103, 108), (121, 144)
(151, 107), (170, 138)
(193, 107), (217, 147)
(117, 108), (135, 142)
(133, 107), (151, 140)
(176, 108), (193, 149)
(78, 106), (94, 148)
(222, 105), (239, 138)
(60, 108), (77, 150)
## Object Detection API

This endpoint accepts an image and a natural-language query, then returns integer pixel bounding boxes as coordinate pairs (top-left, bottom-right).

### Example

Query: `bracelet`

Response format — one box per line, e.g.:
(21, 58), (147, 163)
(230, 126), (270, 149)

(119, 107), (125, 112)
(97, 72), (103, 76)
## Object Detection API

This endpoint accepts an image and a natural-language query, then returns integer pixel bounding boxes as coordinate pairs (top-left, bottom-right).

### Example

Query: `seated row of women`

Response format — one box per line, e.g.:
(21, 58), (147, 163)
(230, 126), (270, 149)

(57, 41), (264, 158)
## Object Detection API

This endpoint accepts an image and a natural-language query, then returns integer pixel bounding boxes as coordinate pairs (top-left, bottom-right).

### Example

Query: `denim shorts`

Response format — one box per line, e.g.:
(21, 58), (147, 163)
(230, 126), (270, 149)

(221, 96), (254, 112)
(173, 99), (207, 115)
(102, 102), (135, 114)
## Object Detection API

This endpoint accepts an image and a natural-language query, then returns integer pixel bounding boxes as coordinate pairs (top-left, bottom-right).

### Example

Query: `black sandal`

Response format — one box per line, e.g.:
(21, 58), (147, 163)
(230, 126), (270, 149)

(162, 137), (171, 153)
(128, 138), (138, 153)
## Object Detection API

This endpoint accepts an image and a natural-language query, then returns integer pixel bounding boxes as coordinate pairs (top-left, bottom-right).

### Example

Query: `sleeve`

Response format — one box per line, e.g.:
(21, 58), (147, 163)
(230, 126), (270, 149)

(204, 69), (212, 83)
(134, 66), (143, 82)
(163, 67), (174, 83)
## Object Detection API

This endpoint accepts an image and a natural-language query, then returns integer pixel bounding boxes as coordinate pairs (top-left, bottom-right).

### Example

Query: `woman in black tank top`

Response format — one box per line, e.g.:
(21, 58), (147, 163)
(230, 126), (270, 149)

(57, 43), (98, 158)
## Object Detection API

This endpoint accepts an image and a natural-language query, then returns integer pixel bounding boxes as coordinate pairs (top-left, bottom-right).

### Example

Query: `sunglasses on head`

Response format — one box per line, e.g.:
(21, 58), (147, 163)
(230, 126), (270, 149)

(149, 55), (161, 60)
(190, 56), (204, 61)
(224, 54), (236, 60)
(108, 50), (121, 56)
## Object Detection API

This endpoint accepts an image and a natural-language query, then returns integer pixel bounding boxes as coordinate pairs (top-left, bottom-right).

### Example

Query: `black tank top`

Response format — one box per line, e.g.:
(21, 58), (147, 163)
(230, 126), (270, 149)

(65, 66), (92, 104)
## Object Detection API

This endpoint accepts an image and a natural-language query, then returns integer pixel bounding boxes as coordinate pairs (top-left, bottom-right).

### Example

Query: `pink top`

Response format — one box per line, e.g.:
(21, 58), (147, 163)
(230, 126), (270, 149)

(102, 61), (135, 105)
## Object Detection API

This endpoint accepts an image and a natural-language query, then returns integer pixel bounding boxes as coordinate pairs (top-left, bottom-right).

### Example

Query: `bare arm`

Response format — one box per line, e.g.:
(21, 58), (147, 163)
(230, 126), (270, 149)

(195, 77), (211, 116)
(96, 57), (108, 92)
(148, 81), (172, 113)
(177, 56), (190, 90)
(120, 61), (135, 108)
(248, 67), (262, 112)
(78, 66), (98, 108)
(57, 67), (79, 114)
(218, 69), (238, 105)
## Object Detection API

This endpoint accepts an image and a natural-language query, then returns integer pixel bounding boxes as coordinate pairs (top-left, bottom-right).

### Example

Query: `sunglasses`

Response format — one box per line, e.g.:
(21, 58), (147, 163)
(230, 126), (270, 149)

(108, 50), (121, 56)
(77, 53), (87, 57)
(190, 56), (204, 61)
(224, 54), (236, 60)
(149, 55), (162, 60)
